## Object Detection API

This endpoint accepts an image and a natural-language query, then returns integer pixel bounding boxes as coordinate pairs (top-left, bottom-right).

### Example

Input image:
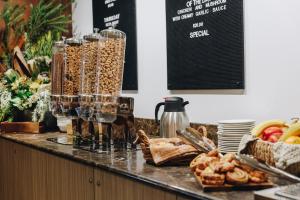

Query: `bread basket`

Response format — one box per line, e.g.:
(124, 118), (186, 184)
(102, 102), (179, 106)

(135, 130), (197, 165)
(134, 126), (210, 166)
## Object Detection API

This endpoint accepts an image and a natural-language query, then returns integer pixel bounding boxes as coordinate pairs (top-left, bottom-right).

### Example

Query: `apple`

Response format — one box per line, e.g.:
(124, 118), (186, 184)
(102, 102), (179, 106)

(262, 127), (283, 140)
(264, 127), (283, 134)
(267, 135), (279, 143)
(272, 132), (283, 139)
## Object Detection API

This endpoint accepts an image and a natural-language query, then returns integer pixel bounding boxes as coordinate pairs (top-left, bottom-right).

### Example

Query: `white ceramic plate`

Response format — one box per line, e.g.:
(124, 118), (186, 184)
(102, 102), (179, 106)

(218, 125), (254, 129)
(218, 123), (255, 126)
(219, 144), (240, 147)
(218, 139), (243, 143)
(219, 148), (239, 151)
(218, 131), (250, 134)
(220, 150), (238, 153)
(219, 145), (239, 149)
(218, 128), (254, 131)
(218, 140), (241, 143)
(218, 135), (244, 138)
(218, 134), (249, 137)
(218, 119), (255, 124)
(219, 143), (239, 146)
(218, 143), (240, 148)
(218, 139), (243, 142)
(219, 146), (240, 149)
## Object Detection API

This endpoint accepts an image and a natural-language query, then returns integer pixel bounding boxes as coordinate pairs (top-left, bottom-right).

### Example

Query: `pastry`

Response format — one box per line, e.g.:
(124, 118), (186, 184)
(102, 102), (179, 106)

(200, 167), (225, 185)
(226, 168), (249, 185)
(214, 161), (235, 173)
(239, 163), (254, 173)
(207, 149), (219, 157)
(195, 166), (203, 176)
(201, 167), (215, 177)
(208, 160), (220, 171)
(190, 153), (219, 171)
(202, 172), (225, 181)
(249, 170), (268, 183)
(197, 156), (219, 170)
(190, 150), (269, 187)
(220, 153), (235, 163)
(202, 179), (225, 185)
(190, 153), (206, 171)
(231, 159), (241, 167)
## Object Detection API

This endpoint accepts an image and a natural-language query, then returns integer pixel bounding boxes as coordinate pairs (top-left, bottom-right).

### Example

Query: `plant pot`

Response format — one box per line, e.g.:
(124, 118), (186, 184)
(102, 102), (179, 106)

(14, 110), (34, 122)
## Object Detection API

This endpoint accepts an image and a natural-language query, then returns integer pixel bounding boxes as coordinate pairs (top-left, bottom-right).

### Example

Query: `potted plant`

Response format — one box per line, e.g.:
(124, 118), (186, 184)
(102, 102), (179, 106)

(0, 0), (71, 133)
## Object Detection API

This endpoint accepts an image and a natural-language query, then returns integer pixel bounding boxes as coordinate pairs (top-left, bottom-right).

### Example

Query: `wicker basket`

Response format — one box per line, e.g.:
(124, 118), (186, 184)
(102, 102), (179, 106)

(245, 139), (300, 175)
(139, 142), (197, 165)
(135, 128), (207, 166)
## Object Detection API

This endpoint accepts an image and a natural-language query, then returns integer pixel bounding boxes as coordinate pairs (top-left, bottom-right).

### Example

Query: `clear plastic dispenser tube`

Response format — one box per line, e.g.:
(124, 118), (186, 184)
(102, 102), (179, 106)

(94, 27), (126, 123)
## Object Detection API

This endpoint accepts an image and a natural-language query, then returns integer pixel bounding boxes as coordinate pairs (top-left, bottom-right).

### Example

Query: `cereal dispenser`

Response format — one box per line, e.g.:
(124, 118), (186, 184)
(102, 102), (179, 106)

(60, 37), (82, 118)
(84, 27), (126, 149)
(94, 27), (126, 124)
(48, 28), (135, 151)
(74, 29), (101, 149)
(50, 40), (65, 117)
(78, 28), (100, 121)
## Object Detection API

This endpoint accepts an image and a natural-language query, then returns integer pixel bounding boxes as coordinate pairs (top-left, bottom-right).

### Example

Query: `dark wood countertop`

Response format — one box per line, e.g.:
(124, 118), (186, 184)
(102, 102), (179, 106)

(0, 132), (272, 200)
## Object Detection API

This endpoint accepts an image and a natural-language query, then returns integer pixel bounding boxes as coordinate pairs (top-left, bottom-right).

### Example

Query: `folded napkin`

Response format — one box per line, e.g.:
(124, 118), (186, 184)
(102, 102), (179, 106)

(149, 138), (198, 165)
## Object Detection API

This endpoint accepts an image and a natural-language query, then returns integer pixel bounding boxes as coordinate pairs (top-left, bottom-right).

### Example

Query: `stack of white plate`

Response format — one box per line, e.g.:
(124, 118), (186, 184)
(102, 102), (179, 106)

(217, 119), (255, 153)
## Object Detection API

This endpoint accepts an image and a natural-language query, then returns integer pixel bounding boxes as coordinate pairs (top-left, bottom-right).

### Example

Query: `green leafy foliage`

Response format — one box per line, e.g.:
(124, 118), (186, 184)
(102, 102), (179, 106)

(0, 0), (71, 72)
(26, 0), (71, 45)
(0, 3), (26, 67)
(24, 31), (60, 60)
(23, 0), (71, 74)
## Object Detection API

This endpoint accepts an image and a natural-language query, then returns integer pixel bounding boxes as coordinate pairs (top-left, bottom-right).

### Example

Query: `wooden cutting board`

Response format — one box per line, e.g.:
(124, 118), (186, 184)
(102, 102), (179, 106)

(194, 173), (274, 192)
(0, 122), (44, 134)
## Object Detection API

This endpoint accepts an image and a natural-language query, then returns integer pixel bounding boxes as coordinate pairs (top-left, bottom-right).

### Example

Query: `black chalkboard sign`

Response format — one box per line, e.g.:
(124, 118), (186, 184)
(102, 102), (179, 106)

(92, 0), (138, 90)
(166, 0), (244, 90)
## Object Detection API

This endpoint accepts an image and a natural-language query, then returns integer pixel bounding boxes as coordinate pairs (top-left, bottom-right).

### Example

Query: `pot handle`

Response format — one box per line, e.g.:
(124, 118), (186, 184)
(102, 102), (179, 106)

(183, 101), (189, 107)
(155, 102), (165, 124)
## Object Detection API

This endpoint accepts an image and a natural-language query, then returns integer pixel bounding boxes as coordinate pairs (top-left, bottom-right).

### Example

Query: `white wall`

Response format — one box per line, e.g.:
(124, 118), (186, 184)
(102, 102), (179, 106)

(72, 0), (93, 36)
(73, 0), (300, 124)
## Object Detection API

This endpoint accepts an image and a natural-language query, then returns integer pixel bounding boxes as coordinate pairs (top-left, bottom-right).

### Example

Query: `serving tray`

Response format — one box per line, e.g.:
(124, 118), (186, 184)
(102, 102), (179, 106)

(194, 173), (274, 192)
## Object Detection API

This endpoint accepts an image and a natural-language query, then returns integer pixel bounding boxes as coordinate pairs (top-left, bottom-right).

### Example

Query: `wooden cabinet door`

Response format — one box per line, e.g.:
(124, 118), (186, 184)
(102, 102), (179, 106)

(0, 139), (94, 200)
(0, 138), (47, 200)
(0, 138), (16, 200)
(94, 169), (176, 200)
(13, 142), (35, 200)
(46, 154), (94, 200)
(30, 149), (48, 200)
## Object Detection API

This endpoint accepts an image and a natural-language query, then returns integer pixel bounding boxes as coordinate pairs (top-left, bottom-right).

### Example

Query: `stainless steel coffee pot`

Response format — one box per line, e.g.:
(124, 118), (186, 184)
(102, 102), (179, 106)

(155, 97), (190, 138)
